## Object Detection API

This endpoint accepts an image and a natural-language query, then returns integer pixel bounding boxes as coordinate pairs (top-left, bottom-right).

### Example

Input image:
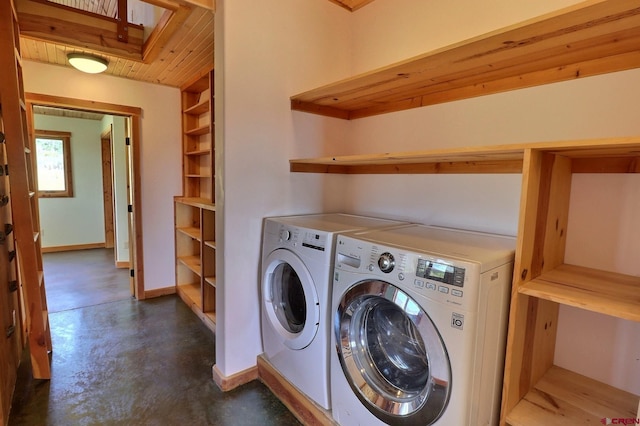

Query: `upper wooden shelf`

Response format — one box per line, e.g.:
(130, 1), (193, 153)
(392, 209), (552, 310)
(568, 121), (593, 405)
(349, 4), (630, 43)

(290, 137), (640, 174)
(290, 0), (640, 120)
(520, 263), (640, 322)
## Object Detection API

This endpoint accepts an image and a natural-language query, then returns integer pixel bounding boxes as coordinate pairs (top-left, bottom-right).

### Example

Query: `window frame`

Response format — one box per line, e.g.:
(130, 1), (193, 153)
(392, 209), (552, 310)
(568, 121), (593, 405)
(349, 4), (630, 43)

(34, 130), (74, 198)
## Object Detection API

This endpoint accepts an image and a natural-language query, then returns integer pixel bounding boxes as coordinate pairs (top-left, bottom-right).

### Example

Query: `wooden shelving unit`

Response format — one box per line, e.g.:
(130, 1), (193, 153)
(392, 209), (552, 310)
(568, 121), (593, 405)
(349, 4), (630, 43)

(175, 66), (217, 333)
(181, 68), (214, 201)
(499, 145), (640, 425)
(175, 197), (216, 331)
(290, 0), (640, 120)
(287, 2), (640, 421)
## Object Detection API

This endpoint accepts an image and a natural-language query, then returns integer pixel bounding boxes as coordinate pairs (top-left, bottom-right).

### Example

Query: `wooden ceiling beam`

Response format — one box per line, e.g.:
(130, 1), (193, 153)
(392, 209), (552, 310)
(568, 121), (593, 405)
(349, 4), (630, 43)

(142, 4), (193, 63)
(16, 0), (144, 62)
(143, 0), (214, 12)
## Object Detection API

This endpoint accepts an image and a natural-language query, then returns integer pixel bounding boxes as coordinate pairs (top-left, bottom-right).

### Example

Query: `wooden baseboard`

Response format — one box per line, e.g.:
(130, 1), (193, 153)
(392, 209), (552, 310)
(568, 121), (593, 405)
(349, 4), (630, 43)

(42, 242), (105, 253)
(115, 261), (129, 268)
(143, 286), (176, 299)
(212, 364), (258, 392)
(257, 355), (336, 426)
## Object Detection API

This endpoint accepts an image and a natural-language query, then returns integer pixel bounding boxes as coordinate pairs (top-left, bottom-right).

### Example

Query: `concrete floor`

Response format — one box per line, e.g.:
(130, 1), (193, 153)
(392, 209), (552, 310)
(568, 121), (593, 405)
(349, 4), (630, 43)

(8, 250), (301, 425)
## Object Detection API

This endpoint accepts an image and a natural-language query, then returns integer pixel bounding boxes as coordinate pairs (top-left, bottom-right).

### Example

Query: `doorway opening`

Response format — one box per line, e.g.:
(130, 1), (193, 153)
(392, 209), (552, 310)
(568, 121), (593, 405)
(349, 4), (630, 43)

(25, 93), (144, 307)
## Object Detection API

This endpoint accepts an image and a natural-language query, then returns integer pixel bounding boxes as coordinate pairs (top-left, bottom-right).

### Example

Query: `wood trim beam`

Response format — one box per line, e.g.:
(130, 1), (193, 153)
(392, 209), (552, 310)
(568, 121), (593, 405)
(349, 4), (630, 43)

(25, 93), (142, 117)
(16, 0), (144, 62)
(142, 5), (193, 63)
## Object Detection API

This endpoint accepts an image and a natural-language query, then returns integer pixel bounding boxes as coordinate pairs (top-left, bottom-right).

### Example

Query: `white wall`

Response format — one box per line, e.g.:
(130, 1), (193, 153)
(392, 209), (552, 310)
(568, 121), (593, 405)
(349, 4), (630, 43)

(24, 61), (182, 292)
(101, 115), (129, 263)
(35, 115), (105, 248)
(345, 0), (640, 394)
(214, 0), (351, 377)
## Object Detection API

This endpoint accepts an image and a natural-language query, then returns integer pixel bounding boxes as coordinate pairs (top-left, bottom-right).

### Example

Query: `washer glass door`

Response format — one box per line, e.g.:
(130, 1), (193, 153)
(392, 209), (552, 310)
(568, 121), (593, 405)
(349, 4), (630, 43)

(335, 280), (451, 425)
(263, 249), (319, 350)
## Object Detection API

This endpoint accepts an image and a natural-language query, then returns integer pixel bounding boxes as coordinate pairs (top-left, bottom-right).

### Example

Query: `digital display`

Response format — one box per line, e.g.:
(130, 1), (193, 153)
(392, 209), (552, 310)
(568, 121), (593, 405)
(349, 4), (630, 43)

(416, 259), (465, 287)
(428, 262), (448, 279)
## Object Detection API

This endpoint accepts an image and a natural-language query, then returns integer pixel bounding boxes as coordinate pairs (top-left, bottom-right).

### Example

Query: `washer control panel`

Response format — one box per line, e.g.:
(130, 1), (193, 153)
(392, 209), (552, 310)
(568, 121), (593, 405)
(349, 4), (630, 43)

(335, 235), (482, 308)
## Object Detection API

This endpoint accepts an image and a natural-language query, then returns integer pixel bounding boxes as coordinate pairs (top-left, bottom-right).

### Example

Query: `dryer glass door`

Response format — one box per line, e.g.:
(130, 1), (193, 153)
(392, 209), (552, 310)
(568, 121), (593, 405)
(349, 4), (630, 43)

(335, 280), (451, 425)
(263, 249), (320, 350)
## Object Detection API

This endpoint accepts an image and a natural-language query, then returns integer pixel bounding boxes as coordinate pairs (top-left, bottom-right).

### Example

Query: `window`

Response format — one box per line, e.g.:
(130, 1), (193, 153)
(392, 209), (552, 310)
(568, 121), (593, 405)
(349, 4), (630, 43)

(35, 130), (73, 198)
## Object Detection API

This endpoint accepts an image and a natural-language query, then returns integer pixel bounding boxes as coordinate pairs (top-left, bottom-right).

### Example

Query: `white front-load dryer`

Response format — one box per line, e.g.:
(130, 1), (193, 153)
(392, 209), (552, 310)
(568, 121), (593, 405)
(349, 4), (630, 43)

(331, 225), (515, 425)
(260, 213), (408, 410)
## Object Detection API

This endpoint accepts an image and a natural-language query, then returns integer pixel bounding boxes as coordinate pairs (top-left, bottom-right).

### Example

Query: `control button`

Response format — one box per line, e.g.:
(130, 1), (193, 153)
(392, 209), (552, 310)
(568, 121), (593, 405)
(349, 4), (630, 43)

(438, 286), (449, 294)
(368, 264), (375, 272)
(426, 282), (436, 291)
(378, 252), (395, 273)
(451, 289), (463, 297)
(414, 279), (424, 288)
(398, 273), (405, 281)
(281, 230), (291, 241)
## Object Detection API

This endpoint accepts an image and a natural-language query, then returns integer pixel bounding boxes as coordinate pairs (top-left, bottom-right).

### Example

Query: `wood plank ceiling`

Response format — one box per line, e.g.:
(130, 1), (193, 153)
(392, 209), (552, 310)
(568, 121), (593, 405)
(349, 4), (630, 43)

(18, 0), (214, 88)
(17, 0), (374, 89)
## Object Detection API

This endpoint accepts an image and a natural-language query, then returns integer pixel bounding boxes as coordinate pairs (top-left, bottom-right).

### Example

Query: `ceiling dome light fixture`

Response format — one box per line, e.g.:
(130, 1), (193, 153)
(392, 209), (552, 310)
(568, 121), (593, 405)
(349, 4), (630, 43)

(67, 52), (109, 74)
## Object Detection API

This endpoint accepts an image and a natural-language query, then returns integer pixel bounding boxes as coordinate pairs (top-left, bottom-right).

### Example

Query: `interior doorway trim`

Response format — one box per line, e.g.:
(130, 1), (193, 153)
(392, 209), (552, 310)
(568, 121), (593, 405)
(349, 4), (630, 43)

(25, 92), (145, 300)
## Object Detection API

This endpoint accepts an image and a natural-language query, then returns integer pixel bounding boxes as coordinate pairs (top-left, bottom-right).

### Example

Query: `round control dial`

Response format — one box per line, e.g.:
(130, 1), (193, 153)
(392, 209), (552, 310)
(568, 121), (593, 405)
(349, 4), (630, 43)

(378, 252), (395, 273)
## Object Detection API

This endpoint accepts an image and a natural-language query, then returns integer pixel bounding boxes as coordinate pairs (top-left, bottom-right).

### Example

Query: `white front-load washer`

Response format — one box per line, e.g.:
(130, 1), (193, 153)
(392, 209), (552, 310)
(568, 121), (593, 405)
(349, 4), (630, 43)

(331, 225), (515, 425)
(260, 213), (409, 410)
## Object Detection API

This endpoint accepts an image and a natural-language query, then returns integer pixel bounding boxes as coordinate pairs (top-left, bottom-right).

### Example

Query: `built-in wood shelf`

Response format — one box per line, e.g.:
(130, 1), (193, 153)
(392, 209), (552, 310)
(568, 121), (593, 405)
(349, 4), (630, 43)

(185, 124), (210, 136)
(184, 98), (209, 116)
(185, 149), (210, 156)
(176, 283), (202, 310)
(176, 226), (201, 241)
(290, 137), (640, 174)
(175, 197), (216, 210)
(178, 255), (201, 275)
(204, 276), (216, 287)
(520, 264), (640, 322)
(506, 366), (638, 426)
(291, 0), (640, 120)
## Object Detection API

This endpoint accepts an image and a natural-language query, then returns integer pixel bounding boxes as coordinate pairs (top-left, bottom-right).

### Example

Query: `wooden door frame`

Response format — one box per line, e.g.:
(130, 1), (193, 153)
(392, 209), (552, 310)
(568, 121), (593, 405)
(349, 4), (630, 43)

(100, 126), (115, 251)
(25, 93), (145, 300)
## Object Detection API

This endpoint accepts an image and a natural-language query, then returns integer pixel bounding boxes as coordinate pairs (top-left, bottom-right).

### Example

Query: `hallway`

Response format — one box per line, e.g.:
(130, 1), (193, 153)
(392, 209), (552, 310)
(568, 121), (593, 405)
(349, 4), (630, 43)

(8, 250), (300, 425)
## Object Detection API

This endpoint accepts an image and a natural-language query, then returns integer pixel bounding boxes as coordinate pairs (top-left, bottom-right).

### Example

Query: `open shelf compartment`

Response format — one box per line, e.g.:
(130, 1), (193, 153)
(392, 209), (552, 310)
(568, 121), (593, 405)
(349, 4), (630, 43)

(520, 264), (640, 322)
(506, 365), (639, 426)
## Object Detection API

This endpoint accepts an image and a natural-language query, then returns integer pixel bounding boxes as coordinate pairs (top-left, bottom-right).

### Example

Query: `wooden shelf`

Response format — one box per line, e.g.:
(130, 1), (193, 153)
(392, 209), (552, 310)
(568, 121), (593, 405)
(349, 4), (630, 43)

(177, 282), (202, 310)
(185, 124), (210, 136)
(520, 264), (640, 322)
(185, 149), (210, 156)
(204, 240), (215, 249)
(506, 366), (638, 426)
(174, 197), (215, 210)
(176, 226), (200, 241)
(290, 137), (640, 174)
(204, 276), (216, 287)
(291, 0), (640, 120)
(177, 255), (201, 275)
(186, 173), (211, 178)
(184, 98), (209, 116)
(182, 74), (210, 94)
